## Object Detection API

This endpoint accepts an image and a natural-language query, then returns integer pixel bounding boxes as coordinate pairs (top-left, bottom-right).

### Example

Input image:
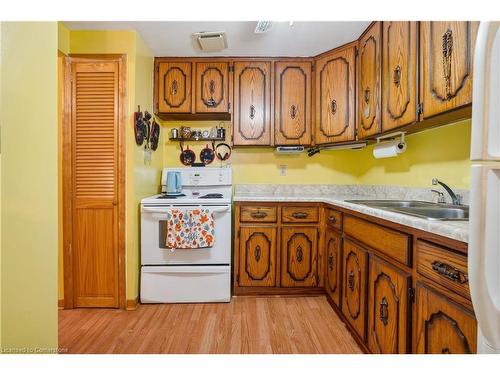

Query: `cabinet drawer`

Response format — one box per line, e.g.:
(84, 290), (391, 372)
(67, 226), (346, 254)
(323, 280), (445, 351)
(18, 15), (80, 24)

(416, 240), (470, 300)
(325, 208), (342, 230)
(282, 206), (319, 223)
(344, 215), (411, 266)
(240, 206), (277, 223)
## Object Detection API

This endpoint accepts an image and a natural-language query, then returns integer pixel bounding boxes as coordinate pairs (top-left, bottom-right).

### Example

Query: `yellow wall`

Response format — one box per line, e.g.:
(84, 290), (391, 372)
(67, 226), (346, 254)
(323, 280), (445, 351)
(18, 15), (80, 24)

(160, 119), (470, 188)
(1, 22), (58, 351)
(161, 121), (360, 184)
(65, 30), (161, 301)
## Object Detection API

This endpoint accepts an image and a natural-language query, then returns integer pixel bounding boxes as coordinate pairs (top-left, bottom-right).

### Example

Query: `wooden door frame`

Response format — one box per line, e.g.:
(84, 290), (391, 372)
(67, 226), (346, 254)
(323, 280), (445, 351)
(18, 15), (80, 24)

(62, 54), (127, 309)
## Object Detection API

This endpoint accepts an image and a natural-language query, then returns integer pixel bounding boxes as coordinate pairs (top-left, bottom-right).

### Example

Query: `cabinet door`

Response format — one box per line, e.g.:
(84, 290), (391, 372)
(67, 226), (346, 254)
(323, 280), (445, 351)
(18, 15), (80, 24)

(315, 45), (356, 144)
(233, 61), (272, 145)
(420, 22), (479, 119)
(280, 227), (318, 287)
(274, 61), (312, 145)
(382, 21), (418, 131)
(415, 283), (477, 353)
(195, 61), (229, 113)
(358, 22), (382, 139)
(238, 227), (277, 287)
(367, 256), (410, 353)
(157, 61), (192, 113)
(325, 227), (342, 307)
(342, 240), (368, 340)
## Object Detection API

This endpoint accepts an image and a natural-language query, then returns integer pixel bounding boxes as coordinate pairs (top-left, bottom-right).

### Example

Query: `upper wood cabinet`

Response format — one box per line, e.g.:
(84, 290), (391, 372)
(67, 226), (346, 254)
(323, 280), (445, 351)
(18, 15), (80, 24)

(232, 61), (272, 146)
(358, 22), (382, 139)
(195, 61), (230, 113)
(238, 226), (277, 287)
(157, 61), (192, 113)
(274, 61), (313, 145)
(315, 44), (356, 144)
(342, 239), (368, 340)
(280, 226), (318, 287)
(382, 21), (418, 132)
(367, 256), (410, 354)
(420, 21), (479, 119)
(325, 227), (342, 307)
(415, 283), (477, 354)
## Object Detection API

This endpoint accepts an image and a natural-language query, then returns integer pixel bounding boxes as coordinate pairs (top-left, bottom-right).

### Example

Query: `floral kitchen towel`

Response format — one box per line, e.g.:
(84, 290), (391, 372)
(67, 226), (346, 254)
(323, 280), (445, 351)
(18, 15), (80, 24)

(165, 208), (215, 249)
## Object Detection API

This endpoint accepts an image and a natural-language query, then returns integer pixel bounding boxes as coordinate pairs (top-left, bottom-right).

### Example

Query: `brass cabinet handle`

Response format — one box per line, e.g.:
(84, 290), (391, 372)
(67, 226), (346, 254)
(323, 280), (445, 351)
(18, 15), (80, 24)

(393, 65), (402, 87)
(364, 87), (370, 104)
(254, 245), (261, 262)
(296, 246), (303, 263)
(330, 99), (337, 115)
(290, 104), (298, 119)
(328, 254), (334, 271)
(249, 105), (256, 120)
(379, 297), (389, 325)
(292, 212), (309, 219)
(171, 79), (178, 95)
(250, 211), (268, 219)
(328, 216), (337, 224)
(431, 261), (468, 284)
(348, 271), (355, 290)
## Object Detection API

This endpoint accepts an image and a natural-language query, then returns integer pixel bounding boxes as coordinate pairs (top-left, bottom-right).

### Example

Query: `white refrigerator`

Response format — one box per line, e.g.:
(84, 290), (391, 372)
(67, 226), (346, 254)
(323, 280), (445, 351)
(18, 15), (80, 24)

(469, 21), (500, 354)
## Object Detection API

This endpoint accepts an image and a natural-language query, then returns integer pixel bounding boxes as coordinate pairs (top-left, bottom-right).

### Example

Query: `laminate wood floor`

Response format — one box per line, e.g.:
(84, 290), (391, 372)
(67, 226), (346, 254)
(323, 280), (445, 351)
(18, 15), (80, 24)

(58, 296), (362, 354)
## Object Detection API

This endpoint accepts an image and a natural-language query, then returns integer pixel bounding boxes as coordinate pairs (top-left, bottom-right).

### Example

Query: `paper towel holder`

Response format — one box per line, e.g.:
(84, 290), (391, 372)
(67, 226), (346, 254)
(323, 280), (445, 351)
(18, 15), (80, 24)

(376, 131), (406, 147)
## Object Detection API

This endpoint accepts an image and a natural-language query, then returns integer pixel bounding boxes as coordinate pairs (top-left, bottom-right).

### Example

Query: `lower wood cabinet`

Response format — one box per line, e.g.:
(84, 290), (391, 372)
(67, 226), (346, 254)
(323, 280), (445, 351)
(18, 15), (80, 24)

(342, 239), (368, 340)
(415, 283), (477, 354)
(325, 227), (342, 307)
(238, 227), (277, 287)
(281, 227), (319, 287)
(367, 256), (410, 353)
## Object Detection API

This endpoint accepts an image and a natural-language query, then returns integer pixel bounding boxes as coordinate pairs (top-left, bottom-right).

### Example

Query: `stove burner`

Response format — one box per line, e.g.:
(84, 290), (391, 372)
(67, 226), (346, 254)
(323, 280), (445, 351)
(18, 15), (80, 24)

(157, 193), (186, 199)
(199, 193), (224, 199)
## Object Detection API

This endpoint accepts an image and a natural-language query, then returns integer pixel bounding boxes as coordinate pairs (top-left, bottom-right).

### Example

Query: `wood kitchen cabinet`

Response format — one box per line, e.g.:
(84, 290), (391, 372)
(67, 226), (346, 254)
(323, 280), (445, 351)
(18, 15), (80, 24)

(342, 239), (368, 341)
(232, 61), (272, 146)
(274, 61), (313, 145)
(367, 256), (410, 353)
(238, 226), (277, 287)
(315, 43), (356, 144)
(325, 227), (342, 307)
(420, 21), (479, 119)
(280, 227), (319, 287)
(156, 61), (192, 114)
(382, 21), (418, 132)
(195, 61), (230, 113)
(415, 283), (477, 354)
(358, 22), (382, 139)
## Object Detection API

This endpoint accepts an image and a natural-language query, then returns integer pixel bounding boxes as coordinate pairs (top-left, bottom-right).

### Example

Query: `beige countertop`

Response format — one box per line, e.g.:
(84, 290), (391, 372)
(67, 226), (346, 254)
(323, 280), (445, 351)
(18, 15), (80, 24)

(233, 188), (469, 243)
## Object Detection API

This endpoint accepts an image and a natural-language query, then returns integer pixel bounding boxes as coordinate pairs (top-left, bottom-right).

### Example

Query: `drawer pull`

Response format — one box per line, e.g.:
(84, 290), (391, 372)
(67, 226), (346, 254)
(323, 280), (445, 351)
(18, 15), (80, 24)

(328, 216), (337, 224)
(250, 211), (268, 219)
(292, 212), (309, 219)
(328, 254), (334, 270)
(348, 271), (355, 290)
(296, 246), (303, 263)
(379, 297), (389, 326)
(431, 261), (468, 284)
(254, 245), (261, 262)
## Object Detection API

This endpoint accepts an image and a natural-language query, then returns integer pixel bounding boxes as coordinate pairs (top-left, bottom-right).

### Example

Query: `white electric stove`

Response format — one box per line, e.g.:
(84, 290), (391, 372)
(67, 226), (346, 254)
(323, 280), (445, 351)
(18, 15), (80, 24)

(140, 167), (232, 303)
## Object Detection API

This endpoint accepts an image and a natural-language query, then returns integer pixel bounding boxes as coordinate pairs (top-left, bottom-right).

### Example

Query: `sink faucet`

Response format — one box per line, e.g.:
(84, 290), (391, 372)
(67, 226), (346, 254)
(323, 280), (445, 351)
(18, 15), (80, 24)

(432, 178), (462, 205)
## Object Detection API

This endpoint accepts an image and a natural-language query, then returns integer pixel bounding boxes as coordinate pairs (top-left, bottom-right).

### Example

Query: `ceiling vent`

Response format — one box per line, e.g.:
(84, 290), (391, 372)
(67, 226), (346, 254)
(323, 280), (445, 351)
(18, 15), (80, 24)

(255, 21), (272, 34)
(193, 31), (227, 52)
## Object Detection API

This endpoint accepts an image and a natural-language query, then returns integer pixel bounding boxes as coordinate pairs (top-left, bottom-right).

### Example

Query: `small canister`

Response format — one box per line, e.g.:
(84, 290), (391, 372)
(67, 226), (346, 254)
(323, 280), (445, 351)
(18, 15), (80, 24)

(171, 128), (179, 139)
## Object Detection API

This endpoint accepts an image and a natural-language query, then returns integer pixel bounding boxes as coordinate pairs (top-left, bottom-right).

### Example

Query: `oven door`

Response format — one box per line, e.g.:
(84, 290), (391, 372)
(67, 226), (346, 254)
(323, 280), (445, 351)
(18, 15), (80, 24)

(140, 204), (231, 265)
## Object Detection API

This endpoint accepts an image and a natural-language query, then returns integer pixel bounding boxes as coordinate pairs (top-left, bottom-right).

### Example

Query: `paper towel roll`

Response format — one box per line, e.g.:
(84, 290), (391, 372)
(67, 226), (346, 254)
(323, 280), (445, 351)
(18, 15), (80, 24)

(373, 140), (407, 159)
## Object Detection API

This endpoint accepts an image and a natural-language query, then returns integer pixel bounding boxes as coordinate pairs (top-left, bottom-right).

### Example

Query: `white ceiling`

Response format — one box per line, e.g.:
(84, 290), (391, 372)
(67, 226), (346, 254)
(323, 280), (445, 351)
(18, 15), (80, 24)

(63, 21), (370, 57)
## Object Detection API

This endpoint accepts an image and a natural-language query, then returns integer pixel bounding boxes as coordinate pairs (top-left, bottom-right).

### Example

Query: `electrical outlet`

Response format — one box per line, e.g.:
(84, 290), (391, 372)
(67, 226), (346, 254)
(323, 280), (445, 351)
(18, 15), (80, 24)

(279, 165), (287, 176)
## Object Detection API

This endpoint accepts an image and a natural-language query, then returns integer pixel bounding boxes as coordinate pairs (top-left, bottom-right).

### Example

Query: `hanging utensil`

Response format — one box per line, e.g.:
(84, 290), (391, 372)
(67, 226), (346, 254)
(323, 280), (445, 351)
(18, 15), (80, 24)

(150, 118), (160, 151)
(180, 144), (196, 166)
(200, 143), (215, 165)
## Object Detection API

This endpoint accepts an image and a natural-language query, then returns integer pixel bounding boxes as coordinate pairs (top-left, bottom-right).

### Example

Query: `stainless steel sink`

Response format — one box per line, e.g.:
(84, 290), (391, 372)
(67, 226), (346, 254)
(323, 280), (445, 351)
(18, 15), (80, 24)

(345, 200), (469, 221)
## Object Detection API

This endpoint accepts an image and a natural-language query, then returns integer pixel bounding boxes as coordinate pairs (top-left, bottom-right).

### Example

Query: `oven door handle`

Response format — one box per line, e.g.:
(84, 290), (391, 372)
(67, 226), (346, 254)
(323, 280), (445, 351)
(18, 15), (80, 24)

(141, 207), (230, 214)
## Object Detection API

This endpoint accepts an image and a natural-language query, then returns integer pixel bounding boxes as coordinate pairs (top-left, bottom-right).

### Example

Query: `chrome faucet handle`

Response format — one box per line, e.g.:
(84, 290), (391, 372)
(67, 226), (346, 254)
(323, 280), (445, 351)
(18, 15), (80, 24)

(431, 189), (446, 203)
(456, 194), (463, 205)
(432, 178), (439, 185)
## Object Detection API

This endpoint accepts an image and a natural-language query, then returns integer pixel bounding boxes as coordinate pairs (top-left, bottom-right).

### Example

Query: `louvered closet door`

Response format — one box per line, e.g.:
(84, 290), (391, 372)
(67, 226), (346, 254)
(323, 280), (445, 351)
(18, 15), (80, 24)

(71, 60), (120, 308)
